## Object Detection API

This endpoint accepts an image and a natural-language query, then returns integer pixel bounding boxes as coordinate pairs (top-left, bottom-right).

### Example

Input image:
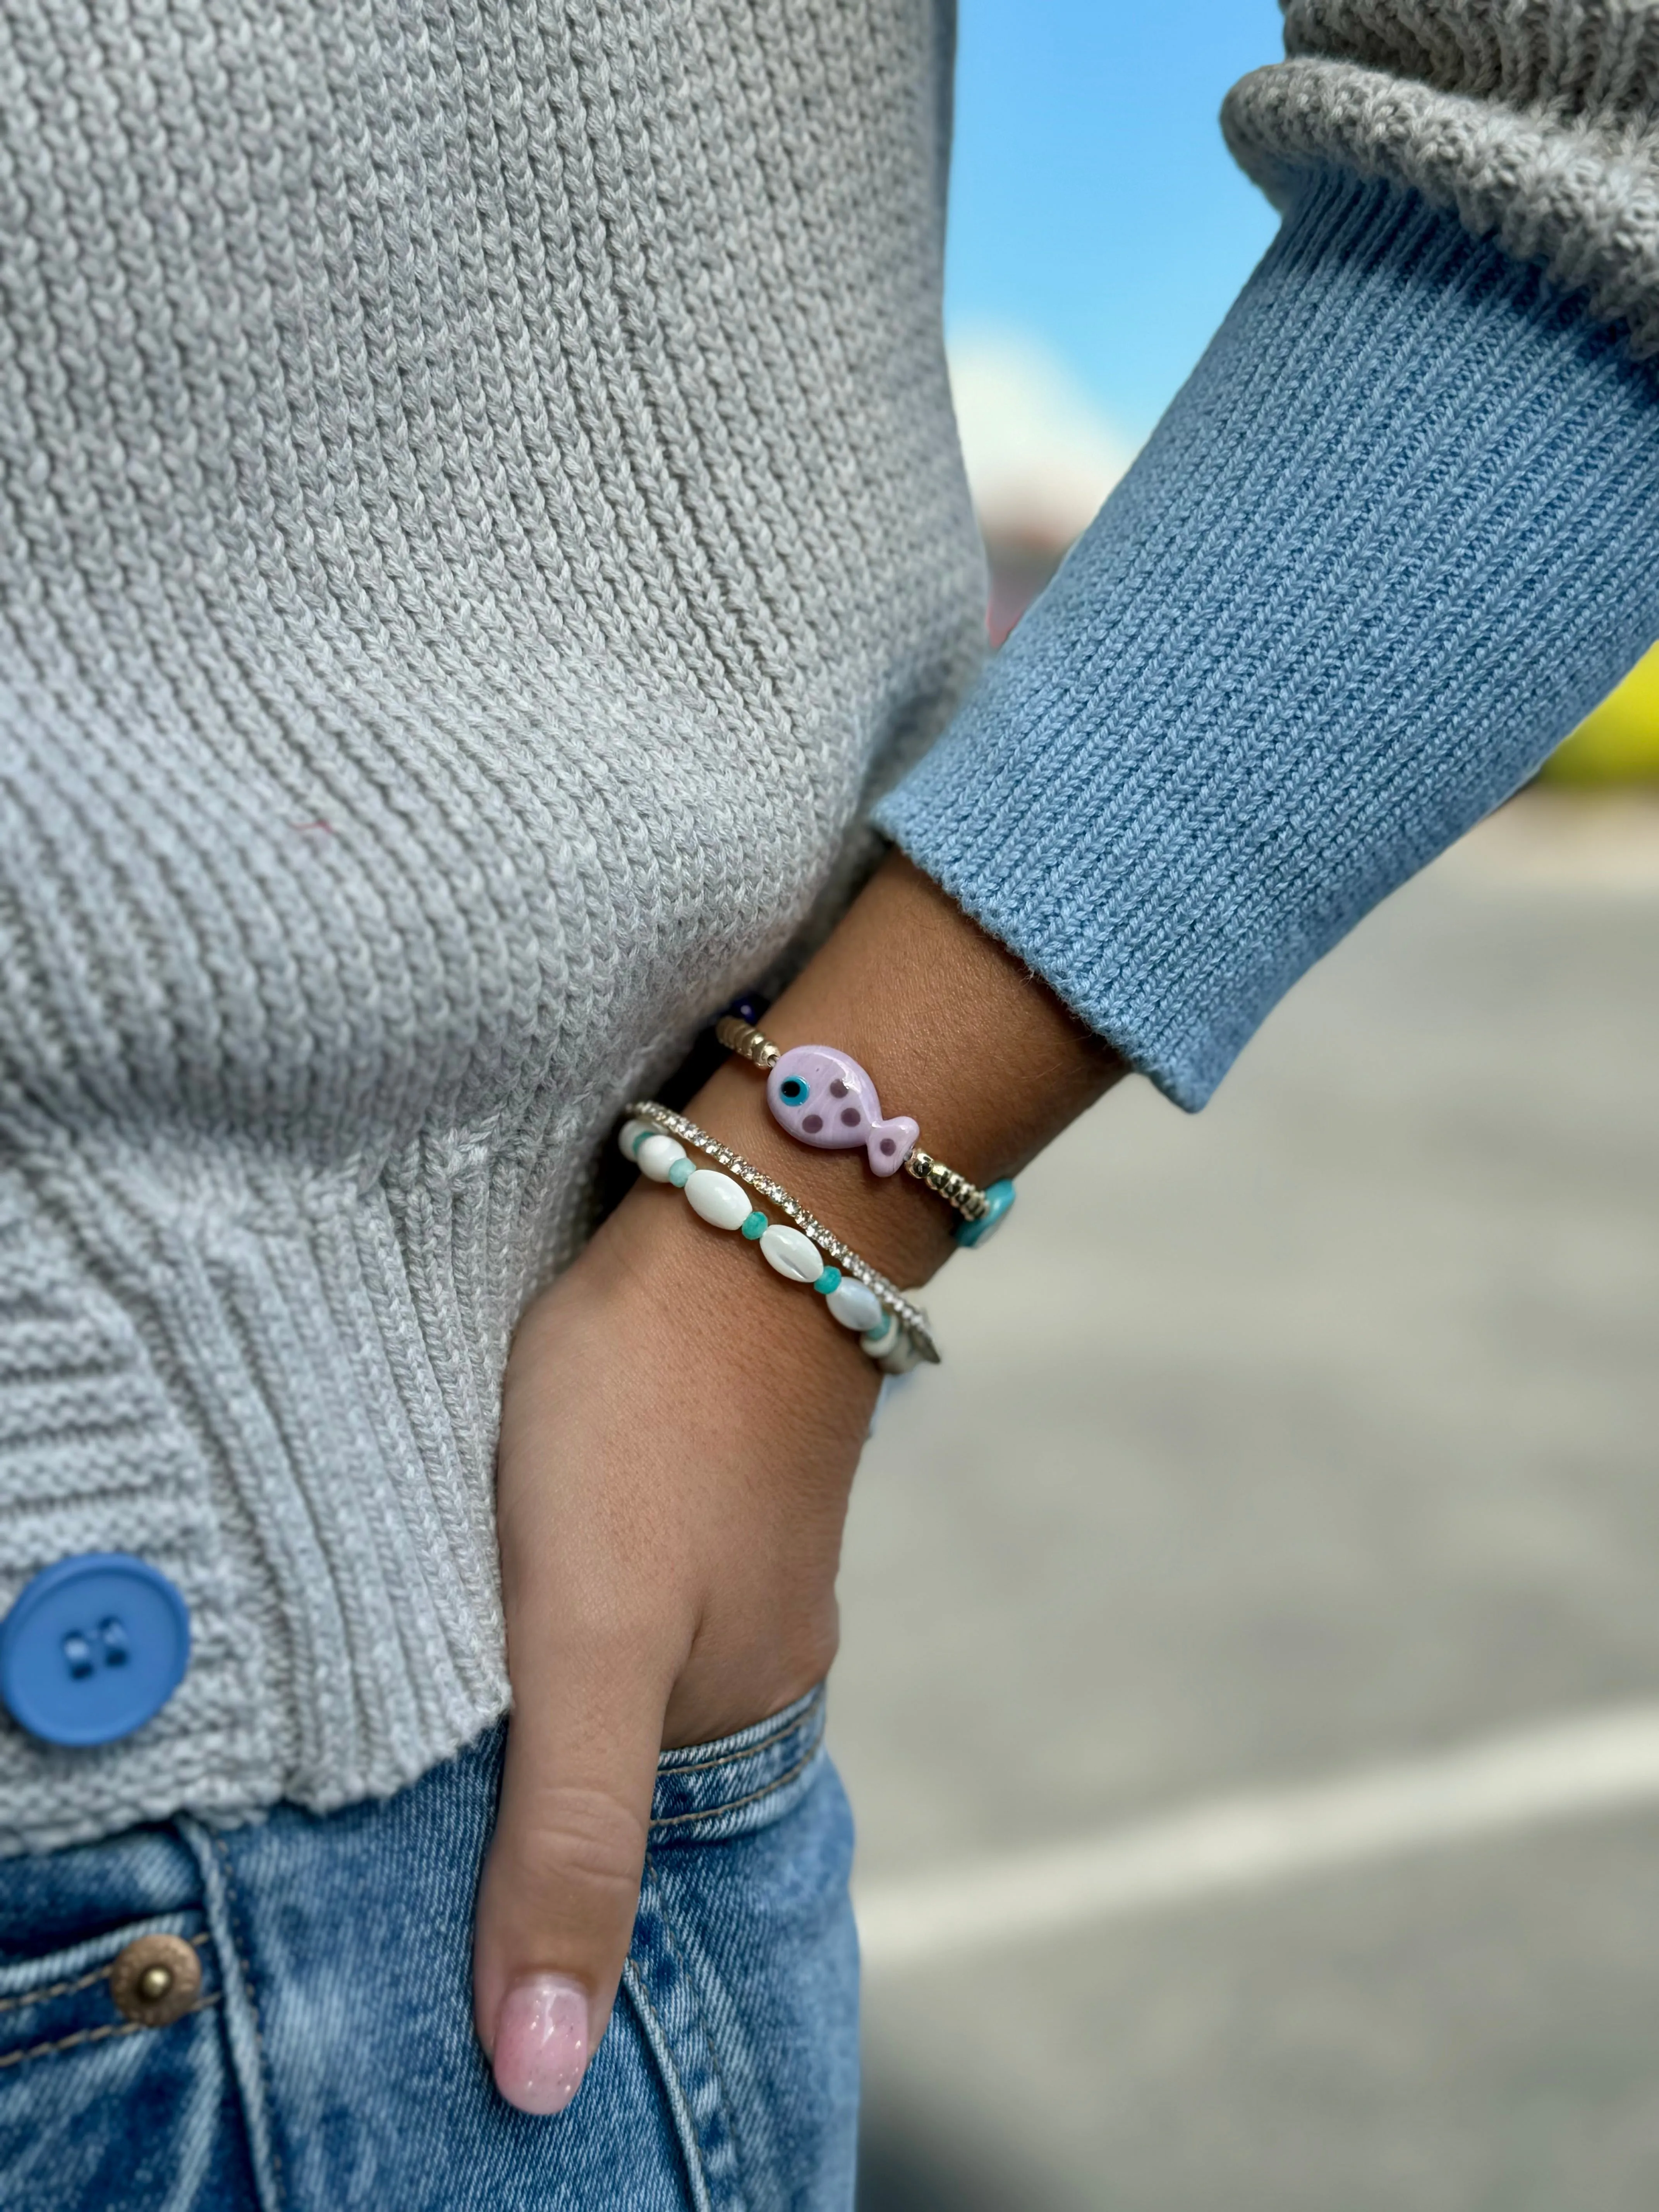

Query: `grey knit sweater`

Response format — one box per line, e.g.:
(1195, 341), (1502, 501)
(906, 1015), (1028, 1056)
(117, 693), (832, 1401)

(1225, 1), (1659, 357)
(2, 0), (1656, 1855)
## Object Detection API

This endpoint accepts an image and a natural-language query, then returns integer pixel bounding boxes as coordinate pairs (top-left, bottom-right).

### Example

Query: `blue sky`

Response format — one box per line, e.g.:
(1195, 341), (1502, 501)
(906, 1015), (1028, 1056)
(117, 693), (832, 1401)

(945, 0), (1286, 445)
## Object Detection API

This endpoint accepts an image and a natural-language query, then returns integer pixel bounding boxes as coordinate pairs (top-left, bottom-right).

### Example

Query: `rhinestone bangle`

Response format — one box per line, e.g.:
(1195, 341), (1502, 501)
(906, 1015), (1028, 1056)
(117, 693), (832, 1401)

(623, 1100), (939, 1364)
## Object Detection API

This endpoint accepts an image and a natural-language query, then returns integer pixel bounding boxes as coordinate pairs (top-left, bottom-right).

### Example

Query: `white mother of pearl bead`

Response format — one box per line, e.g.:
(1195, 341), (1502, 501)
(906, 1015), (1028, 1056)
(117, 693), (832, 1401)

(826, 1279), (883, 1334)
(635, 1132), (687, 1182)
(617, 1118), (653, 1162)
(684, 1168), (750, 1231)
(759, 1223), (822, 1283)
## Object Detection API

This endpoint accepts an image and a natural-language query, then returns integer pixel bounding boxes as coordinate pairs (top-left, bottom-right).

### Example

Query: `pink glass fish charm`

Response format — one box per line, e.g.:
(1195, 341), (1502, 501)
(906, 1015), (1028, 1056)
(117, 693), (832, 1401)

(766, 1045), (919, 1175)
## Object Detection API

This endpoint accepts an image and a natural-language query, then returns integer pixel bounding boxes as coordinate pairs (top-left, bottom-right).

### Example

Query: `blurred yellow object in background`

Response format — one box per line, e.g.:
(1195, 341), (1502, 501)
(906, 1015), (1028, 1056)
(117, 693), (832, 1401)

(1542, 639), (1659, 783)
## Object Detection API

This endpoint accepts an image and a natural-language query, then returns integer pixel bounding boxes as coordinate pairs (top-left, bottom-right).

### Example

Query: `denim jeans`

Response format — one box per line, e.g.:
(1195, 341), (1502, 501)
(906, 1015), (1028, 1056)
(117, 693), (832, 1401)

(0, 1687), (857, 2209)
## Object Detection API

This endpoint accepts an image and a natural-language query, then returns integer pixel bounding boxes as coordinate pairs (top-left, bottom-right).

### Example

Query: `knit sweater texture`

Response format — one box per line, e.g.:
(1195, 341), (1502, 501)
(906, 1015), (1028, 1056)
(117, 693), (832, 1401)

(0, 0), (982, 1852)
(876, 165), (1659, 1107)
(3, 0), (1658, 1850)
(1225, 1), (1659, 357)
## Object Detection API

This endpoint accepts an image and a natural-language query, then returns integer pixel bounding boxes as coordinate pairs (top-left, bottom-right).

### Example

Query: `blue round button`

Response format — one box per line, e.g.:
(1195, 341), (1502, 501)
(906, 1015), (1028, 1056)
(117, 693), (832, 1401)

(0, 1554), (191, 1747)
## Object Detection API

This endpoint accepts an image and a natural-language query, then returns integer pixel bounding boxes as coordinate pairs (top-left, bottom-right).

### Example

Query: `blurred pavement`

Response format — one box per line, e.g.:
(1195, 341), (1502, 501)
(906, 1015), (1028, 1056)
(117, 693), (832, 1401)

(835, 791), (1659, 2210)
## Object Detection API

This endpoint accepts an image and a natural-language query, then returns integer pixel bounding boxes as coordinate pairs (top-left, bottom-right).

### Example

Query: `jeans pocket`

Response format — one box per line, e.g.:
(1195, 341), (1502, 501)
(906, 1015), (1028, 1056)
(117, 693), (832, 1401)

(625, 1684), (859, 2212)
(648, 1684), (830, 1844)
(0, 1910), (244, 2212)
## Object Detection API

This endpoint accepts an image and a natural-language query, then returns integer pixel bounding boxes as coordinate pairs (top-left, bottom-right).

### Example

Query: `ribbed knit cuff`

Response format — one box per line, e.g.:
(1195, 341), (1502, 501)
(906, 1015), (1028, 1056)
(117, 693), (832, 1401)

(877, 169), (1659, 1108)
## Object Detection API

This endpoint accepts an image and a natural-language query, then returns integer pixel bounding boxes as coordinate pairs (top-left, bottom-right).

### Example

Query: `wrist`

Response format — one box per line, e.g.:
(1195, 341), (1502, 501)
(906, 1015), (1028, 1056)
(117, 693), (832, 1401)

(681, 852), (1124, 1288)
(584, 1168), (886, 1408)
(681, 1058), (954, 1290)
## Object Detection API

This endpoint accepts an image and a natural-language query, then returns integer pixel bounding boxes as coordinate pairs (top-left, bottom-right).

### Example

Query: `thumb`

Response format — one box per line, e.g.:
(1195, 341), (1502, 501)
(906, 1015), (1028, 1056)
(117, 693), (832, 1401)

(472, 1626), (673, 2117)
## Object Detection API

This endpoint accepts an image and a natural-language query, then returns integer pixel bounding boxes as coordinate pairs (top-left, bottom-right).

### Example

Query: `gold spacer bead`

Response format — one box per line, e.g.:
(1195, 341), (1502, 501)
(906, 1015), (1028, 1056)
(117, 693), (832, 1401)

(900, 1140), (990, 1220)
(714, 1015), (779, 1070)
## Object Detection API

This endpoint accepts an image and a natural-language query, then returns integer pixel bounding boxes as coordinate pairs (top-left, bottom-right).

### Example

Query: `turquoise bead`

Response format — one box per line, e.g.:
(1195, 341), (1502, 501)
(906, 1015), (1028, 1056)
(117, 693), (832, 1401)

(860, 1309), (901, 1359)
(617, 1118), (654, 1162)
(955, 1177), (1016, 1249)
(667, 1157), (694, 1188)
(813, 1267), (842, 1296)
(741, 1210), (768, 1239)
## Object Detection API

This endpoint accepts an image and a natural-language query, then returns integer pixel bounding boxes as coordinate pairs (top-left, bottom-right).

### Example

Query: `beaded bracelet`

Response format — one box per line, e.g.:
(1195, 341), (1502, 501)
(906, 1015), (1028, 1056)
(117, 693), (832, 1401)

(714, 1017), (1015, 1248)
(618, 1104), (937, 1371)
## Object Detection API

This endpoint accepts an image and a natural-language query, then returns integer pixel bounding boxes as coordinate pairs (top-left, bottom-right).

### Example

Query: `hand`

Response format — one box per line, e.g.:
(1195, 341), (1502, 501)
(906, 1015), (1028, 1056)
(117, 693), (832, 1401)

(471, 852), (1122, 2116)
(471, 1175), (879, 2115)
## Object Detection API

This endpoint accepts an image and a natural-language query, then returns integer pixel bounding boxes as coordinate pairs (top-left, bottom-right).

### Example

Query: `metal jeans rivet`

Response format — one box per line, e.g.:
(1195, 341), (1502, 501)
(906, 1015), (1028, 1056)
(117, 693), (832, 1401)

(109, 1933), (201, 2027)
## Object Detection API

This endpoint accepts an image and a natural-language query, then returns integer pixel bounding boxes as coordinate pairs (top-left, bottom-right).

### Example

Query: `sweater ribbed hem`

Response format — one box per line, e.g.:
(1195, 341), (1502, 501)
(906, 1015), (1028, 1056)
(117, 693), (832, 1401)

(0, 1136), (517, 1855)
(878, 170), (1659, 1108)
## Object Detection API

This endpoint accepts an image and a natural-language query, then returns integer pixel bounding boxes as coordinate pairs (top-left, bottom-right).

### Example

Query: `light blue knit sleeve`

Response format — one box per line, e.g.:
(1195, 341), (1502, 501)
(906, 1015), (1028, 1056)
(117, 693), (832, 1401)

(874, 169), (1659, 1109)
